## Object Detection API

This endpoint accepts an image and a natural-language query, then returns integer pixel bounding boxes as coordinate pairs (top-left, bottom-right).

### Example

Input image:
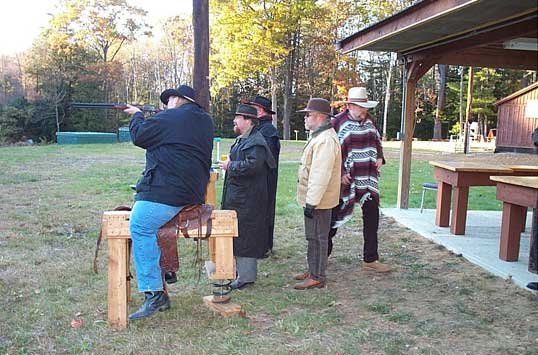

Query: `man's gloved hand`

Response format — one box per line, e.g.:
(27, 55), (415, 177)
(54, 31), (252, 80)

(304, 204), (315, 219)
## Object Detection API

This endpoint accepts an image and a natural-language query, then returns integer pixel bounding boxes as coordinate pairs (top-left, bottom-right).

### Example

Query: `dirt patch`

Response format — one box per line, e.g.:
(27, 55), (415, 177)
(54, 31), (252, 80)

(325, 213), (538, 353)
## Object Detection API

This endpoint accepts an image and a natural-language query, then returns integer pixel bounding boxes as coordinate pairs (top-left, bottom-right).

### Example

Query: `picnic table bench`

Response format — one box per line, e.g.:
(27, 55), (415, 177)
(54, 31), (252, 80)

(490, 176), (538, 273)
(429, 161), (538, 235)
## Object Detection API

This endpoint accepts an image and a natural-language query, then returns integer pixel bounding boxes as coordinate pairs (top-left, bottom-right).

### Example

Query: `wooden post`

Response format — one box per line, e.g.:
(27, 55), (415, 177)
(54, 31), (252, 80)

(397, 59), (433, 209)
(397, 78), (416, 209)
(435, 181), (451, 227)
(107, 238), (130, 329)
(451, 186), (469, 235)
(193, 0), (210, 112)
(530, 206), (538, 273)
(206, 170), (218, 207)
(499, 202), (526, 261)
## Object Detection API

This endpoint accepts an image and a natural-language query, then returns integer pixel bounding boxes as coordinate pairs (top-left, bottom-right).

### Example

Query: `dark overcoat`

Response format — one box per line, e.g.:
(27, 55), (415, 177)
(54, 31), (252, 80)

(221, 129), (276, 258)
(255, 117), (281, 251)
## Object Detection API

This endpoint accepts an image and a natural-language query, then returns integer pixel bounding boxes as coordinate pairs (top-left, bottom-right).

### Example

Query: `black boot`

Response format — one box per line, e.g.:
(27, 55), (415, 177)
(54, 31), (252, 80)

(128, 291), (170, 321)
(164, 271), (177, 284)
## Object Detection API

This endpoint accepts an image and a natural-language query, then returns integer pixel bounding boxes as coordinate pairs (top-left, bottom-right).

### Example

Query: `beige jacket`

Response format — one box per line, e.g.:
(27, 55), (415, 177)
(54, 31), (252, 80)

(297, 125), (342, 209)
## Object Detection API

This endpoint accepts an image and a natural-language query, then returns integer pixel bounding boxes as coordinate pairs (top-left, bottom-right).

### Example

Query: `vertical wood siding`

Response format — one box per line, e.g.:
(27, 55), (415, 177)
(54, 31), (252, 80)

(496, 88), (538, 150)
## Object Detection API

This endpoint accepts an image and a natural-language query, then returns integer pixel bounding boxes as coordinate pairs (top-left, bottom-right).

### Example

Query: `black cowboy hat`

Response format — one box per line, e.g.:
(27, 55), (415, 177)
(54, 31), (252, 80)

(244, 95), (275, 114)
(160, 85), (197, 105)
(230, 104), (258, 119)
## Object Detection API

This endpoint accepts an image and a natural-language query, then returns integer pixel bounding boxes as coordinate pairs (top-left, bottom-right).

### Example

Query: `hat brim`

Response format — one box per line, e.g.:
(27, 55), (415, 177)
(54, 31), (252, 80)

(248, 101), (276, 114)
(343, 100), (378, 108)
(228, 112), (258, 119)
(160, 89), (196, 105)
(296, 108), (334, 117)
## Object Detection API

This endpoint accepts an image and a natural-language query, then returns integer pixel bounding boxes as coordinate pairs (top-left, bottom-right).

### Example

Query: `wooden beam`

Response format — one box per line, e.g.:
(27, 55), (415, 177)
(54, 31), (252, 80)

(432, 48), (538, 70)
(339, 0), (476, 53)
(193, 0), (210, 111)
(406, 15), (537, 57)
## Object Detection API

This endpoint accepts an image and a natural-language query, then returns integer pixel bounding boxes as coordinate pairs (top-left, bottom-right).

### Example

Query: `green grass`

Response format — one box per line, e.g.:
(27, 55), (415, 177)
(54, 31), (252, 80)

(0, 141), (535, 354)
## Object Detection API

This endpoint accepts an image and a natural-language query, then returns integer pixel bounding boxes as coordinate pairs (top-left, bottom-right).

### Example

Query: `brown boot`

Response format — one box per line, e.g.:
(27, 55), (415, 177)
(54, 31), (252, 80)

(293, 271), (309, 281)
(363, 260), (391, 273)
(294, 277), (324, 290)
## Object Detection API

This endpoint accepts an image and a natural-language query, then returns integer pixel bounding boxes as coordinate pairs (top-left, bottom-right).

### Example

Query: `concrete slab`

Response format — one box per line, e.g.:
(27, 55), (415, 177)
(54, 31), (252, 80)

(381, 208), (538, 290)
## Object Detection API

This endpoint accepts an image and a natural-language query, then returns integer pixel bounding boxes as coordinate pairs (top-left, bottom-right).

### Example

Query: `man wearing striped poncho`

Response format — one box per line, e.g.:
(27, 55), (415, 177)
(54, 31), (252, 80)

(329, 87), (390, 273)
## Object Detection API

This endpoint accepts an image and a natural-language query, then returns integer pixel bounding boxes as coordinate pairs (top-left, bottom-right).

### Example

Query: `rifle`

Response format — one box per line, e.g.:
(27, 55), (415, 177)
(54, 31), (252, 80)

(71, 102), (162, 113)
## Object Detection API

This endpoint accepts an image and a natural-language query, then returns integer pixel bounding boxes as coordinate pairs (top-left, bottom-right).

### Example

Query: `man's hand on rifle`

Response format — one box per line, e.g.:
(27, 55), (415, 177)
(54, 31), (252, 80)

(123, 104), (142, 116)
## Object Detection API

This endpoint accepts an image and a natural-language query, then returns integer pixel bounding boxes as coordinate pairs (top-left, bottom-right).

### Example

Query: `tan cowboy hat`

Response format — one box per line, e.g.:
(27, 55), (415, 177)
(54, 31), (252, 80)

(342, 87), (378, 108)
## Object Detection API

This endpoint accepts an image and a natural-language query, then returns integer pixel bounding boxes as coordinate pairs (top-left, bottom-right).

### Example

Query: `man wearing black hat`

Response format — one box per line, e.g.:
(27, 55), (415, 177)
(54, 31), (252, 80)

(123, 84), (214, 320)
(246, 95), (280, 255)
(219, 104), (276, 289)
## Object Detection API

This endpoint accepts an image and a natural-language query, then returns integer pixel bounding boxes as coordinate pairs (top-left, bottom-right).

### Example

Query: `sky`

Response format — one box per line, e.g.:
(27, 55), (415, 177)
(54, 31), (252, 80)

(0, 0), (193, 56)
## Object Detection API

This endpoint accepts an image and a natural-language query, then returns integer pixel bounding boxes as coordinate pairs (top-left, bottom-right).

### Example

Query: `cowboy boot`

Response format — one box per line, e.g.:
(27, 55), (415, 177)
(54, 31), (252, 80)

(128, 291), (170, 321)
(164, 271), (177, 284)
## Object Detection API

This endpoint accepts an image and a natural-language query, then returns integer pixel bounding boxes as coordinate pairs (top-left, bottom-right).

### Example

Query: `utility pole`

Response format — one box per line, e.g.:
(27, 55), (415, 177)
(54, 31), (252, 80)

(459, 66), (464, 140)
(463, 66), (474, 155)
(193, 0), (210, 112)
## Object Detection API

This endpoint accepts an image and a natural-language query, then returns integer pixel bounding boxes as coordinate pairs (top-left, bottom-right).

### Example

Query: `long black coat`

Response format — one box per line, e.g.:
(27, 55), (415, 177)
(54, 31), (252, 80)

(221, 129), (276, 258)
(256, 118), (280, 251)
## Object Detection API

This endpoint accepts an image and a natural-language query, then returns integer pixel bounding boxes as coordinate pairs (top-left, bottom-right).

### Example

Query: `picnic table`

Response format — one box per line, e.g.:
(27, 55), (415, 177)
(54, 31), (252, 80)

(490, 176), (538, 273)
(429, 161), (538, 235)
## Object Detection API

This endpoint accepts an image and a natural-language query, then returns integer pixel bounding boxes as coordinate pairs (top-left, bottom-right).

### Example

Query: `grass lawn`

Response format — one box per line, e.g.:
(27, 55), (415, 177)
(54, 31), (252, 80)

(0, 141), (535, 354)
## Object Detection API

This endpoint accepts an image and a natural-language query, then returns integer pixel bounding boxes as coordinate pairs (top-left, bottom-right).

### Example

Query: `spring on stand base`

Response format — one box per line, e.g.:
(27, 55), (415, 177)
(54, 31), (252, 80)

(211, 280), (232, 303)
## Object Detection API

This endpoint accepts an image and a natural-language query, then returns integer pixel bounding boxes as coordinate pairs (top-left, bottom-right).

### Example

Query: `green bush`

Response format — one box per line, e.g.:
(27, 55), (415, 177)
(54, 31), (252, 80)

(0, 106), (27, 143)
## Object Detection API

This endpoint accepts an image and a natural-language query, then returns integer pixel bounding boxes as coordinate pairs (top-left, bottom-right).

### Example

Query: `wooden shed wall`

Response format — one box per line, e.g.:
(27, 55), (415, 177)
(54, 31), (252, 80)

(496, 87), (538, 151)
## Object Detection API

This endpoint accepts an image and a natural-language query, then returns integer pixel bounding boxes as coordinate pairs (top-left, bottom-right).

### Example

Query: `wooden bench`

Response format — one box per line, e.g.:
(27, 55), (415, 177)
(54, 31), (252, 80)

(490, 176), (538, 273)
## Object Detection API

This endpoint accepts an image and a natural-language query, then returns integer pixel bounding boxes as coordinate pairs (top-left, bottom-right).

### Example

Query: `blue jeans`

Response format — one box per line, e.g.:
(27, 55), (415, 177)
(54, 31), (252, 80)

(129, 200), (183, 292)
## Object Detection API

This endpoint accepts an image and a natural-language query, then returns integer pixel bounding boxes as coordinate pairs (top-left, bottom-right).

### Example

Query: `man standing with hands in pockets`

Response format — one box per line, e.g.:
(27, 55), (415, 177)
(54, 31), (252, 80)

(294, 98), (341, 290)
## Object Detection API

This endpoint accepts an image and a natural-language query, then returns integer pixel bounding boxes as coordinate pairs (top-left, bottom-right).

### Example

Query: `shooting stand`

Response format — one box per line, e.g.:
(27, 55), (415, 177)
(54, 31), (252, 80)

(100, 171), (244, 330)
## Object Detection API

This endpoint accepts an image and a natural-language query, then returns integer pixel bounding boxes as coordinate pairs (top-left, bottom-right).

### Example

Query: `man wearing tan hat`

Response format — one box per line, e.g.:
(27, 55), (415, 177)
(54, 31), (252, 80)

(329, 87), (390, 273)
(294, 98), (341, 289)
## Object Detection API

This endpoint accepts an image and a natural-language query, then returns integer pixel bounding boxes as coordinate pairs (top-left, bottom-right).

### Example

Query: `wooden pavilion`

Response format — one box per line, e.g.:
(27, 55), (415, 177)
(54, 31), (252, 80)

(337, 0), (538, 208)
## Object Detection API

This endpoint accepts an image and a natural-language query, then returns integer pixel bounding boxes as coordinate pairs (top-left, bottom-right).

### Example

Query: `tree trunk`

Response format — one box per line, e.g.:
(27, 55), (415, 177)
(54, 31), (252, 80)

(270, 66), (278, 129)
(55, 103), (60, 133)
(282, 31), (298, 141)
(382, 53), (396, 140)
(433, 64), (447, 140)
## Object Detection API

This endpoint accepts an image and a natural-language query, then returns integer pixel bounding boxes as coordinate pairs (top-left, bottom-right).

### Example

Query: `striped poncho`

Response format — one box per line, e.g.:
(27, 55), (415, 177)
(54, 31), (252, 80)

(331, 110), (384, 228)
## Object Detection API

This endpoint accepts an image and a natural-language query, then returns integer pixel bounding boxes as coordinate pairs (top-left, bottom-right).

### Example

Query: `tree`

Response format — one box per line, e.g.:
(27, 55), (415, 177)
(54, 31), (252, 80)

(433, 64), (447, 140)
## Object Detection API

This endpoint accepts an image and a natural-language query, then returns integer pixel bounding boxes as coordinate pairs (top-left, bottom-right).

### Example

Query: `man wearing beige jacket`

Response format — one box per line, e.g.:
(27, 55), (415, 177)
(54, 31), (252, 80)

(294, 98), (342, 290)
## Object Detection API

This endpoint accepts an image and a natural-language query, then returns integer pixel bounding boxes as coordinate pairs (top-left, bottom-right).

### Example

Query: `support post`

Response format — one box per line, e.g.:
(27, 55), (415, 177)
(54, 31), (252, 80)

(397, 59), (433, 209)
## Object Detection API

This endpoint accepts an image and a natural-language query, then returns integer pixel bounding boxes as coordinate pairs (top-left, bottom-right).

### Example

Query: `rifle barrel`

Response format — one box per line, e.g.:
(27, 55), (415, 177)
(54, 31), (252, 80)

(70, 102), (160, 112)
